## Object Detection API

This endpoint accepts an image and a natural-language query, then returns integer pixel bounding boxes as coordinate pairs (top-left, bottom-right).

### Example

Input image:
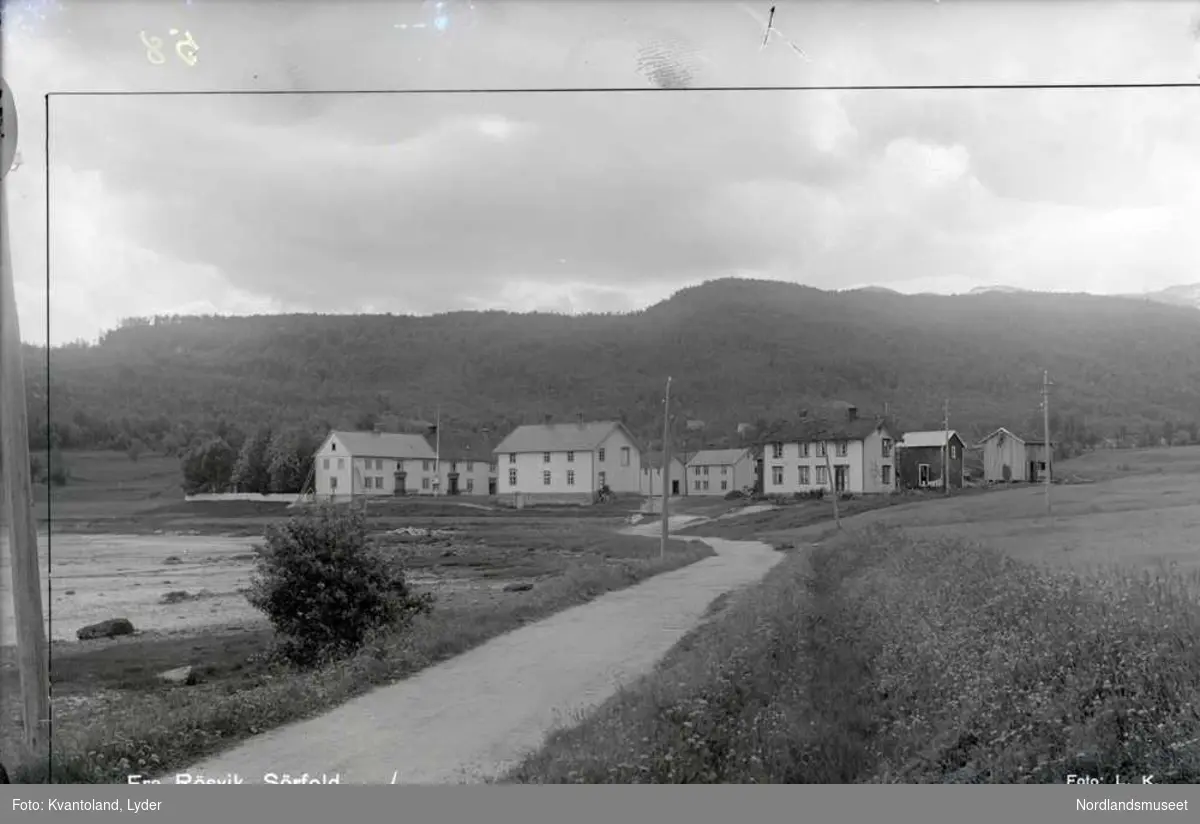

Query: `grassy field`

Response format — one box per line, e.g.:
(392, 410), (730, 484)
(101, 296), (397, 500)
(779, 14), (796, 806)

(2, 452), (717, 783)
(506, 447), (1200, 783)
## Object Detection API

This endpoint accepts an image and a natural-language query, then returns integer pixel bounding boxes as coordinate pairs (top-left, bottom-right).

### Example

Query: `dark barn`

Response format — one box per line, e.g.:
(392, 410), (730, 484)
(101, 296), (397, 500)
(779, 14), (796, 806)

(897, 430), (966, 490)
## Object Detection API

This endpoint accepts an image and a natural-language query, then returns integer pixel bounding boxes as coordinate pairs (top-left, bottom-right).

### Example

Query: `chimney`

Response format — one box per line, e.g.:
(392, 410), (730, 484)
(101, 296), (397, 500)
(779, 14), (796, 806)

(577, 412), (585, 428)
(847, 405), (858, 422)
(544, 414), (553, 426)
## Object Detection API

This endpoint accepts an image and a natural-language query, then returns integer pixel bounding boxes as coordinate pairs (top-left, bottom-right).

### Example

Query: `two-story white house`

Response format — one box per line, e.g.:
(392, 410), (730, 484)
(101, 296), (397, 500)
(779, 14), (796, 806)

(761, 407), (897, 497)
(685, 448), (756, 496)
(313, 429), (439, 500)
(492, 418), (643, 505)
(639, 450), (686, 498)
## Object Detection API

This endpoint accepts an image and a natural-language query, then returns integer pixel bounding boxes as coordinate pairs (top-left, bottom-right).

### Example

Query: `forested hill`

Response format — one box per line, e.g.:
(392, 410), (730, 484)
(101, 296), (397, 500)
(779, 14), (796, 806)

(22, 278), (1200, 456)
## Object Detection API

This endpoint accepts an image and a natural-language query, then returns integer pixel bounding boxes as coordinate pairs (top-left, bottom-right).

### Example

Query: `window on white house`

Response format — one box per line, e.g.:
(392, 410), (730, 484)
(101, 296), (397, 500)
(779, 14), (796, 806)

(771, 466), (783, 485)
(702, 481), (709, 490)
(422, 478), (430, 490)
(323, 458), (330, 469)
(702, 466), (709, 476)
(509, 453), (516, 464)
(836, 441), (849, 457)
(816, 466), (828, 485)
(508, 469), (517, 486)
(816, 442), (827, 457)
(543, 471), (551, 486)
(620, 447), (630, 466)
(567, 451), (575, 462)
(882, 465), (892, 486)
(423, 460), (431, 471)
(331, 477), (338, 490)
(376, 459), (383, 470)
(467, 461), (474, 471)
(800, 443), (810, 458)
(694, 480), (701, 490)
(694, 466), (701, 475)
(331, 443), (337, 451)
(721, 480), (728, 490)
(598, 448), (606, 462)
(882, 438), (893, 458)
(543, 452), (551, 463)
(772, 443), (783, 459)
(799, 466), (810, 485)
(567, 470), (575, 486)
(721, 466), (728, 475)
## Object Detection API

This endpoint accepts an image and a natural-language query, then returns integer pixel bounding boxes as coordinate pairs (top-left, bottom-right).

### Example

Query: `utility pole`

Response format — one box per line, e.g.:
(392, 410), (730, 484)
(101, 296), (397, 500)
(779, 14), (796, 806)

(943, 398), (951, 496)
(1042, 370), (1053, 516)
(660, 376), (672, 559)
(433, 406), (441, 498)
(1, 76), (50, 760)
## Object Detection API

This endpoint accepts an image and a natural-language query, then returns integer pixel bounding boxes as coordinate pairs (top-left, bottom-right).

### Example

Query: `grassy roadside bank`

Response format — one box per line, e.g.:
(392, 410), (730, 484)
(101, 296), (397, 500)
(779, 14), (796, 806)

(6, 531), (713, 784)
(505, 525), (1200, 783)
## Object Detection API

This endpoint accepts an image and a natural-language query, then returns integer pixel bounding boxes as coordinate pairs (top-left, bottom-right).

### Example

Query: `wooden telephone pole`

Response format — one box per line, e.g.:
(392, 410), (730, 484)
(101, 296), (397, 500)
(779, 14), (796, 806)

(943, 399), (951, 496)
(1042, 370), (1053, 516)
(1, 76), (51, 760)
(660, 377), (672, 559)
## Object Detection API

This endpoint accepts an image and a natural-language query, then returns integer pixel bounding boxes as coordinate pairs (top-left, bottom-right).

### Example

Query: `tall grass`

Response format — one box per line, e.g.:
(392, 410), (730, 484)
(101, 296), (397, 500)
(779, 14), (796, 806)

(508, 526), (1200, 783)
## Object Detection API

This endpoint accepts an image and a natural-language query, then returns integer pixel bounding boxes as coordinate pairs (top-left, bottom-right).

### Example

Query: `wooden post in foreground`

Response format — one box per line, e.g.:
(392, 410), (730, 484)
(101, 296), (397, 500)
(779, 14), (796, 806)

(660, 377), (672, 559)
(0, 76), (51, 761)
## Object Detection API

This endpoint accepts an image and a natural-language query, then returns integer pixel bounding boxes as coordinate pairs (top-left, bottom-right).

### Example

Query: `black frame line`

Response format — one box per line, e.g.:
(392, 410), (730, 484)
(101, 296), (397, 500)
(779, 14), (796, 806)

(36, 75), (1196, 780)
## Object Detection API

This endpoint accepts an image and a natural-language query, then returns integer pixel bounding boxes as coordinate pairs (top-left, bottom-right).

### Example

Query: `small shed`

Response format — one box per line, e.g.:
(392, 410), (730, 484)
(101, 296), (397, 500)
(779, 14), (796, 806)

(978, 427), (1054, 483)
(897, 430), (966, 490)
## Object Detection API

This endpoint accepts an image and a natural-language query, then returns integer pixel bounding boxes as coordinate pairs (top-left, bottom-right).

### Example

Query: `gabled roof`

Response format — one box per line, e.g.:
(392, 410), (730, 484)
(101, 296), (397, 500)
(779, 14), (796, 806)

(329, 431), (437, 460)
(642, 450), (684, 470)
(977, 427), (1055, 447)
(759, 416), (893, 445)
(900, 430), (963, 449)
(687, 448), (751, 467)
(492, 420), (641, 454)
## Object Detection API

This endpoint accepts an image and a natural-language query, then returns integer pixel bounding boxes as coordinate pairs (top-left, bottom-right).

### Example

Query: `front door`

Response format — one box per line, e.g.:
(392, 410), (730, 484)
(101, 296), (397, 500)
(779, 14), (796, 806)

(918, 464), (929, 487)
(448, 473), (460, 496)
(672, 479), (680, 496)
(834, 465), (848, 493)
(488, 478), (497, 495)
(394, 471), (406, 496)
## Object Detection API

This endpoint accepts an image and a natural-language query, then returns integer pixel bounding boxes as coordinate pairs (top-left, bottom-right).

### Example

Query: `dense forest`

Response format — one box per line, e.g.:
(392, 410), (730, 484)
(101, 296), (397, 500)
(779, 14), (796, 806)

(19, 278), (1200, 490)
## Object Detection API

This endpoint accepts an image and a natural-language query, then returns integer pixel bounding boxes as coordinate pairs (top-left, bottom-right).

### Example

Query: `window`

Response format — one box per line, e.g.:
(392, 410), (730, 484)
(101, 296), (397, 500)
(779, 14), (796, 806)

(508, 468), (518, 486)
(772, 442), (783, 459)
(543, 452), (551, 463)
(423, 460), (431, 471)
(451, 461), (458, 471)
(816, 442), (827, 458)
(816, 466), (828, 485)
(800, 443), (810, 458)
(543, 471), (552, 486)
(721, 480), (728, 491)
(332, 443), (337, 451)
(567, 451), (575, 463)
(721, 466), (728, 475)
(376, 459), (384, 470)
(330, 477), (338, 490)
(882, 465), (892, 486)
(366, 477), (374, 489)
(694, 466), (701, 476)
(323, 458), (330, 469)
(882, 438), (893, 458)
(799, 466), (810, 485)
(950, 445), (958, 459)
(509, 453), (516, 464)
(620, 447), (630, 466)
(567, 470), (575, 486)
(422, 478), (430, 490)
(836, 441), (849, 457)
(466, 479), (474, 493)
(467, 461), (474, 471)
(703, 481), (710, 490)
(338, 458), (345, 469)
(490, 462), (498, 472)
(598, 448), (606, 462)
(771, 465), (783, 485)
(694, 480), (701, 490)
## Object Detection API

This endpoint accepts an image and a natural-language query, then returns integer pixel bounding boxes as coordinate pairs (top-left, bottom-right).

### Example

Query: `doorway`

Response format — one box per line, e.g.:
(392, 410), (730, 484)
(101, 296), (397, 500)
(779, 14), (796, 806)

(918, 464), (930, 487)
(834, 465), (849, 493)
(447, 473), (460, 496)
(671, 479), (680, 496)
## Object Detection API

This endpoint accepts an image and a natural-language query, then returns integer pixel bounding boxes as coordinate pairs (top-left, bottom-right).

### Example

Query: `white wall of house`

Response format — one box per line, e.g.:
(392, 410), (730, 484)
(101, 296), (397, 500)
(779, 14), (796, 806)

(639, 458), (686, 496)
(761, 433), (895, 496)
(314, 436), (441, 497)
(435, 458), (497, 495)
(496, 450), (598, 495)
(685, 453), (756, 495)
(595, 428), (642, 493)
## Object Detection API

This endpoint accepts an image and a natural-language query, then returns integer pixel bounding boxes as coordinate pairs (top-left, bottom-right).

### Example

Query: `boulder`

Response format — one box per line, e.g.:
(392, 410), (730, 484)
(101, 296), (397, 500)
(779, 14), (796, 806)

(76, 618), (135, 640)
(158, 665), (195, 685)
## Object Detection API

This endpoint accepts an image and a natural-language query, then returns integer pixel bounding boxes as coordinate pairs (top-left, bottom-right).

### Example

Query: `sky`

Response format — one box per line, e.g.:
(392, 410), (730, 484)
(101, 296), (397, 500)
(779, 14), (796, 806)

(5, 0), (1200, 345)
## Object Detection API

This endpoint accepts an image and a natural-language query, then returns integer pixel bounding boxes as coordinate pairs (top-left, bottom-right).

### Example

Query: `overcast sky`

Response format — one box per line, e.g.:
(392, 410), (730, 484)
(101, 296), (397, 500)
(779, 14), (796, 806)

(5, 0), (1200, 345)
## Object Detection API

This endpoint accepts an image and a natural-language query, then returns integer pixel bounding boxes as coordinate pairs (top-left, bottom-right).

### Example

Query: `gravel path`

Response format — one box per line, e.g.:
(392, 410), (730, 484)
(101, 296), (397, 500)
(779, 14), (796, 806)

(168, 530), (781, 785)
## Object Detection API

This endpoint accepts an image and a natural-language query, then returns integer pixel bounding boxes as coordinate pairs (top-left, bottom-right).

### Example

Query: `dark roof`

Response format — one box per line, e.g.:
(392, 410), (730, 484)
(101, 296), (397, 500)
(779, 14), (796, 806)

(427, 430), (498, 462)
(642, 450), (684, 470)
(758, 416), (894, 445)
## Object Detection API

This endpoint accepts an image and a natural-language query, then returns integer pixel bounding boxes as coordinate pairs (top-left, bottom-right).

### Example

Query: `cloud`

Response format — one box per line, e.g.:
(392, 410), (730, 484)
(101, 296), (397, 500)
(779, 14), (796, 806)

(7, 0), (1200, 344)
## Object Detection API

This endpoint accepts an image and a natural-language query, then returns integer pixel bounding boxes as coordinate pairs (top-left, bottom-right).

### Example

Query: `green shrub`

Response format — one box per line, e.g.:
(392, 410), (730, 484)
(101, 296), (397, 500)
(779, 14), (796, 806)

(246, 504), (433, 665)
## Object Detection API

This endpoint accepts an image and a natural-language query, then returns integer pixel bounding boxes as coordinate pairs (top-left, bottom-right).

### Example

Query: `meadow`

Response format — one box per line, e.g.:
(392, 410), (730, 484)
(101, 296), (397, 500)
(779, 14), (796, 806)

(1, 449), (714, 783)
(507, 446), (1200, 783)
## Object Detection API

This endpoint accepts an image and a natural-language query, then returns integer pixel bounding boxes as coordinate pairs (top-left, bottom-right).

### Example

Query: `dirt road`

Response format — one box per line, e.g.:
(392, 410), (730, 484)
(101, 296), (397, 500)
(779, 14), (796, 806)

(169, 529), (781, 785)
